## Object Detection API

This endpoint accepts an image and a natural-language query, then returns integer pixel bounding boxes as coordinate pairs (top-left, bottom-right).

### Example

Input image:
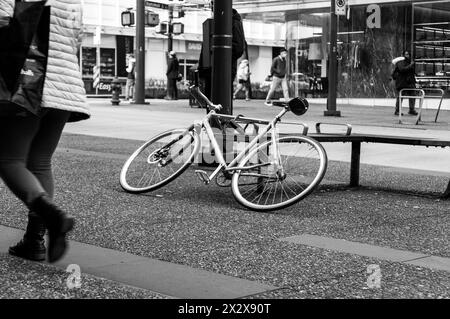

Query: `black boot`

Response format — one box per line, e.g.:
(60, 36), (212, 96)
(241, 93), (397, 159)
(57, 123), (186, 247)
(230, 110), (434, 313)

(30, 195), (75, 263)
(9, 212), (46, 261)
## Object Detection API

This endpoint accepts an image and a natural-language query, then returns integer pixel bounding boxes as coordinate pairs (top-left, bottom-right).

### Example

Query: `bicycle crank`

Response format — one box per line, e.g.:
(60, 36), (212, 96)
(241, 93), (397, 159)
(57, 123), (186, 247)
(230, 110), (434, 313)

(195, 170), (211, 185)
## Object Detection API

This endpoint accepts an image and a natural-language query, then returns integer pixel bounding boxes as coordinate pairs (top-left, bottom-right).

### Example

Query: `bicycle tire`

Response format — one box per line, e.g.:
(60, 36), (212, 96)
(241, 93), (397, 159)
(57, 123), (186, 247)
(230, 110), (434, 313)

(120, 128), (200, 193)
(231, 135), (327, 211)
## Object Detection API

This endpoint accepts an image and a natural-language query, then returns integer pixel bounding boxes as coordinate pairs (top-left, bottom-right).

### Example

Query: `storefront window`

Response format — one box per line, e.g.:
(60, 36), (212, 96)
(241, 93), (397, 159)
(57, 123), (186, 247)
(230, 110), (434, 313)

(81, 47), (116, 94)
(286, 13), (327, 98)
(82, 47), (97, 77)
(413, 1), (450, 96)
(285, 0), (450, 102)
(100, 48), (116, 78)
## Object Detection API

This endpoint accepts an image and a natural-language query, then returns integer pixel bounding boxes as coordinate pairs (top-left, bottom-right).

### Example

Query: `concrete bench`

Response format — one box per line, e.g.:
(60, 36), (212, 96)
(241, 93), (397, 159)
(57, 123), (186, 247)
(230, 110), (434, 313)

(217, 117), (450, 198)
(303, 128), (450, 199)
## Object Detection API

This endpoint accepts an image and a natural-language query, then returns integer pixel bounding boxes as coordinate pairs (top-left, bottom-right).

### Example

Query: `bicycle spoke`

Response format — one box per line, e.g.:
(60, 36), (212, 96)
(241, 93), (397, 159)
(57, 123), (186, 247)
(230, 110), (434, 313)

(121, 129), (199, 193)
(233, 136), (326, 211)
(251, 178), (271, 204)
(272, 180), (279, 205)
(286, 175), (307, 193)
(284, 179), (299, 197)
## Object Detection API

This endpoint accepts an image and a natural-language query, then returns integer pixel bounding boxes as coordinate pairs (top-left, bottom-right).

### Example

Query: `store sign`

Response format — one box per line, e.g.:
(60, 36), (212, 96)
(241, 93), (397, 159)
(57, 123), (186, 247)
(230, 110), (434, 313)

(186, 41), (202, 52)
(145, 1), (169, 10)
(366, 4), (381, 29)
(95, 80), (113, 94)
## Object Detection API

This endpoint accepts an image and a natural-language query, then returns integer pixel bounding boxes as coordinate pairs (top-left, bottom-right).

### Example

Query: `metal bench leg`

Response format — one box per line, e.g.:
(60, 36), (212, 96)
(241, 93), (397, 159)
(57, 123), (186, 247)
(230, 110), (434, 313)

(415, 97), (424, 125)
(350, 142), (361, 187)
(434, 97), (444, 123)
(442, 180), (450, 200)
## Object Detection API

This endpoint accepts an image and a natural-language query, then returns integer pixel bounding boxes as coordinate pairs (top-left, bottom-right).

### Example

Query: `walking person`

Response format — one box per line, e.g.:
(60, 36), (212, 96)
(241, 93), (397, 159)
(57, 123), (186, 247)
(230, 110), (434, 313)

(197, 7), (246, 104)
(125, 54), (136, 102)
(231, 9), (246, 85)
(233, 59), (250, 101)
(0, 0), (90, 263)
(393, 50), (418, 116)
(265, 48), (290, 106)
(166, 51), (180, 100)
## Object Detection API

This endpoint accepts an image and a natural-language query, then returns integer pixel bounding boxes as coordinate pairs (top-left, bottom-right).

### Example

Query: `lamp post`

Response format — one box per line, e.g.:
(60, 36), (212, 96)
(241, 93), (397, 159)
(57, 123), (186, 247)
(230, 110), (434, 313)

(325, 0), (341, 116)
(134, 0), (146, 104)
(165, 7), (174, 100)
(212, 0), (233, 115)
(168, 7), (174, 52)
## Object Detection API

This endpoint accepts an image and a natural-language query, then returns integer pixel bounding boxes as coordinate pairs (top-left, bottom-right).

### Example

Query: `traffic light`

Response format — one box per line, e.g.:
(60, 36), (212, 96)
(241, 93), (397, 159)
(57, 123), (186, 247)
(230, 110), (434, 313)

(173, 10), (185, 18)
(121, 9), (135, 27)
(145, 11), (159, 27)
(158, 22), (169, 34)
(172, 22), (184, 35)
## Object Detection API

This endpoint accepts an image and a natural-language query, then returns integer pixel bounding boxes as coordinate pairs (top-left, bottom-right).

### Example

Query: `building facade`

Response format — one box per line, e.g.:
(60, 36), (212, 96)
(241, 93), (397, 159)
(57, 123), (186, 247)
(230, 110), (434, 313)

(235, 0), (450, 101)
(79, 0), (450, 103)
(79, 0), (285, 95)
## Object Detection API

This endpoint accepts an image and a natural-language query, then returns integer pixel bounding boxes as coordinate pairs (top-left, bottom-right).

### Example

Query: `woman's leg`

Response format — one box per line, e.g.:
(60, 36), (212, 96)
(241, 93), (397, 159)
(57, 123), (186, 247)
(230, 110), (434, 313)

(266, 77), (280, 103)
(125, 80), (130, 100)
(233, 83), (243, 97)
(2, 109), (73, 263)
(174, 80), (179, 100)
(0, 113), (46, 206)
(27, 109), (70, 199)
(26, 109), (73, 263)
(0, 108), (48, 261)
(244, 82), (250, 100)
(281, 77), (290, 101)
(395, 90), (401, 114)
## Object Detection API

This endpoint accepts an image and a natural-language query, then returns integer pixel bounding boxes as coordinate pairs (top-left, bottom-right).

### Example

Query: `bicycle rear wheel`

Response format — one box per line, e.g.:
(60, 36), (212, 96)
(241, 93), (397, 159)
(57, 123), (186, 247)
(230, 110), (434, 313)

(120, 128), (200, 193)
(231, 136), (327, 211)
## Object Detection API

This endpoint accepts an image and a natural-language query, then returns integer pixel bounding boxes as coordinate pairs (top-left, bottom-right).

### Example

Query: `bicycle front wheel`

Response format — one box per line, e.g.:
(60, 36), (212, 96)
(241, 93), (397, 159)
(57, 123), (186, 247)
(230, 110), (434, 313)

(120, 128), (200, 193)
(231, 136), (327, 211)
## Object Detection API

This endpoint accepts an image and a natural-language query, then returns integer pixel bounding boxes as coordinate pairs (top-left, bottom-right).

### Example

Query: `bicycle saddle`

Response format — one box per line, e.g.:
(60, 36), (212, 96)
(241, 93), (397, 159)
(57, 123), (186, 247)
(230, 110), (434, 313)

(272, 98), (309, 116)
(288, 97), (309, 116)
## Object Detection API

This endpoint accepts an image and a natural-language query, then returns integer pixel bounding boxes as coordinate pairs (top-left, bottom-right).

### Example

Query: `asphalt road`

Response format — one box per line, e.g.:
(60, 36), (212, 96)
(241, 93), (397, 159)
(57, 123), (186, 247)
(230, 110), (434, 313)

(0, 131), (448, 299)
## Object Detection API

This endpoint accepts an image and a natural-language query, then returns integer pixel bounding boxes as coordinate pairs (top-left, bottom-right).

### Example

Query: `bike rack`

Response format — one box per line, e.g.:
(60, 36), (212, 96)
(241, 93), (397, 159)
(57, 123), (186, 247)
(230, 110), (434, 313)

(398, 89), (425, 125)
(278, 122), (309, 136)
(420, 88), (445, 123)
(315, 122), (353, 135)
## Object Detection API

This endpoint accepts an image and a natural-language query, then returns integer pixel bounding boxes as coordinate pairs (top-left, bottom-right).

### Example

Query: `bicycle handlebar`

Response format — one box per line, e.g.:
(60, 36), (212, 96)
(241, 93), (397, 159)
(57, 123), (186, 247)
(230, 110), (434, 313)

(188, 84), (223, 112)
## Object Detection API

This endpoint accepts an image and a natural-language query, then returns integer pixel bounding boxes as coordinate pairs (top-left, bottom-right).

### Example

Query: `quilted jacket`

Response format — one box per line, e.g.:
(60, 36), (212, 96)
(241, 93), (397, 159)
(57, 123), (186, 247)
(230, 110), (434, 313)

(0, 0), (90, 122)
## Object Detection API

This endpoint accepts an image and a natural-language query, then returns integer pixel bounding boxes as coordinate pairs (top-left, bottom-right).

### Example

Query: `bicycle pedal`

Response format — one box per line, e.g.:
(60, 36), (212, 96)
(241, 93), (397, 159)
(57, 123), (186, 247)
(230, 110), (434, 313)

(195, 170), (211, 184)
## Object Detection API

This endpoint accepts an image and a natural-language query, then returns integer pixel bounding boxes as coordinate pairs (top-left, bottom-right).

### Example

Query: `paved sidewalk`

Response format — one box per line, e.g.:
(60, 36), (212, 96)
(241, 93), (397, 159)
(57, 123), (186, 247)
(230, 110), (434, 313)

(64, 98), (450, 174)
(0, 98), (449, 299)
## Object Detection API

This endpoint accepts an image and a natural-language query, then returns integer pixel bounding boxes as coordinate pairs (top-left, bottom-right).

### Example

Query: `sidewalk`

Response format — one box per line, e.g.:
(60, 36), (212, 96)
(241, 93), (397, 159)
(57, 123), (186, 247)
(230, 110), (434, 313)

(0, 98), (449, 299)
(66, 98), (450, 174)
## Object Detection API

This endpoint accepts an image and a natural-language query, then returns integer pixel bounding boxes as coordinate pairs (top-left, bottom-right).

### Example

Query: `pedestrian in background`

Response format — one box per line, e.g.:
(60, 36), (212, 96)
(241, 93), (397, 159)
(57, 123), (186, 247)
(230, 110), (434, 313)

(233, 59), (250, 101)
(166, 51), (180, 100)
(125, 53), (135, 102)
(231, 9), (246, 84)
(0, 0), (90, 263)
(197, 7), (246, 105)
(393, 50), (418, 116)
(265, 48), (290, 106)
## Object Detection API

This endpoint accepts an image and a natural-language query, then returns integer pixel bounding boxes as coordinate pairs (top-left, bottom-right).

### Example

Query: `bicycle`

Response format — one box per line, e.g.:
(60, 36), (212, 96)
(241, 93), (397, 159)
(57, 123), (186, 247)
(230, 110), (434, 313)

(119, 84), (328, 212)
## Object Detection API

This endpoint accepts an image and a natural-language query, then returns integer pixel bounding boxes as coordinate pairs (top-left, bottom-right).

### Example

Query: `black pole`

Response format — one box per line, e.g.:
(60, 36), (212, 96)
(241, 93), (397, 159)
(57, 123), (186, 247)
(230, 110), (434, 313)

(244, 42), (252, 99)
(168, 8), (173, 52)
(166, 7), (173, 99)
(325, 0), (340, 116)
(442, 180), (450, 199)
(212, 0), (232, 115)
(134, 0), (146, 104)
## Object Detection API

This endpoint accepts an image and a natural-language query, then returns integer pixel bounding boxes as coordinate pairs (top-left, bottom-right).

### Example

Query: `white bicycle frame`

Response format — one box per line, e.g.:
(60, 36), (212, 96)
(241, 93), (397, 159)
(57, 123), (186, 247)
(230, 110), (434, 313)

(193, 107), (289, 183)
